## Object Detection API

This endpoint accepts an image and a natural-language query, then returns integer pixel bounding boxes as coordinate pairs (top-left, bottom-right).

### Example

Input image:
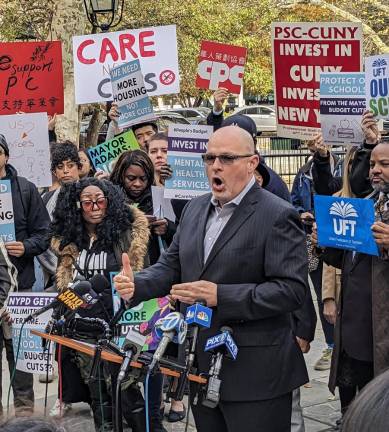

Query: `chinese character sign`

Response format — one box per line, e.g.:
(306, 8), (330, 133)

(271, 23), (363, 140)
(0, 41), (64, 115)
(365, 54), (389, 121)
(196, 41), (247, 94)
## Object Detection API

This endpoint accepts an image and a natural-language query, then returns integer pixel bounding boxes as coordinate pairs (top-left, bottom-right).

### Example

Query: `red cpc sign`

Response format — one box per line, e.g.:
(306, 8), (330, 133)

(196, 41), (247, 94)
(0, 41), (64, 116)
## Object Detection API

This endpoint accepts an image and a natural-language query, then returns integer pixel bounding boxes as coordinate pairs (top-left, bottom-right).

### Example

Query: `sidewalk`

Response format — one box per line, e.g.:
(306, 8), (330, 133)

(1, 293), (340, 431)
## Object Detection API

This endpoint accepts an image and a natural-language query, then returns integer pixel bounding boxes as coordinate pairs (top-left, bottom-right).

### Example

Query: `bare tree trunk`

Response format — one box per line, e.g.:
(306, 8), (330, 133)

(50, 0), (89, 146)
(86, 105), (105, 147)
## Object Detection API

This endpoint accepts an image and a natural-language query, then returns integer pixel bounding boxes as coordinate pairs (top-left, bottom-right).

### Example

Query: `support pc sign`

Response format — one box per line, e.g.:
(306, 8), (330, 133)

(314, 195), (378, 256)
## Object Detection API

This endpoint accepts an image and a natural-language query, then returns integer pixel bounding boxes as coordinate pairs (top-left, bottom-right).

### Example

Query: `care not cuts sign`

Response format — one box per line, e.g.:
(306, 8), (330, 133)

(0, 180), (16, 242)
(73, 25), (180, 104)
(196, 41), (247, 94)
(271, 22), (363, 140)
(314, 195), (378, 256)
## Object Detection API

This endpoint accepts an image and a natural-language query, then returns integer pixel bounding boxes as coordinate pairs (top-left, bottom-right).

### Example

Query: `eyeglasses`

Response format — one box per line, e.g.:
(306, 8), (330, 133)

(78, 197), (108, 212)
(201, 153), (254, 165)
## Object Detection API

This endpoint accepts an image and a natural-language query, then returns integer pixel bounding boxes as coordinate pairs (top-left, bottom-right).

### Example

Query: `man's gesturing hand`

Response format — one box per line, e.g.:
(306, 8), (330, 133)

(170, 281), (217, 306)
(113, 253), (135, 302)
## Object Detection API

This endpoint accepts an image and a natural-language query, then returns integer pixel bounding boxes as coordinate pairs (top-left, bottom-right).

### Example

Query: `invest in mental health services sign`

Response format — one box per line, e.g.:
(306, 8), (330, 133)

(320, 72), (365, 146)
(271, 22), (363, 140)
(314, 195), (378, 256)
(164, 124), (213, 200)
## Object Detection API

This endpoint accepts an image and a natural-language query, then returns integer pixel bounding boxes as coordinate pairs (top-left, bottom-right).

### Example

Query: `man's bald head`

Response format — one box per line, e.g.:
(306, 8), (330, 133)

(209, 125), (255, 154)
(205, 125), (259, 206)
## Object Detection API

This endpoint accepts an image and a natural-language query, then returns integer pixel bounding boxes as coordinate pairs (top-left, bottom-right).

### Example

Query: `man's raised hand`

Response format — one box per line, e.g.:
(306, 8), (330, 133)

(113, 253), (135, 302)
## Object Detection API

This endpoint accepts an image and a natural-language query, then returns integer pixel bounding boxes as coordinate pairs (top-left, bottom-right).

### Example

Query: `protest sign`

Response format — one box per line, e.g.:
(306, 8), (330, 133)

(271, 22), (363, 140)
(88, 130), (140, 173)
(365, 54), (389, 120)
(111, 273), (173, 351)
(0, 112), (51, 187)
(196, 40), (247, 94)
(7, 292), (57, 374)
(73, 25), (179, 104)
(0, 41), (63, 115)
(320, 72), (365, 146)
(0, 180), (15, 242)
(164, 124), (212, 200)
(314, 195), (378, 256)
(110, 59), (154, 129)
(151, 186), (176, 222)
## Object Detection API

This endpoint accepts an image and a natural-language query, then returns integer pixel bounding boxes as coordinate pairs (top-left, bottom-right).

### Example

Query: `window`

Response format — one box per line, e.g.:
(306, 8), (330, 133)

(245, 107), (258, 115)
(260, 107), (274, 115)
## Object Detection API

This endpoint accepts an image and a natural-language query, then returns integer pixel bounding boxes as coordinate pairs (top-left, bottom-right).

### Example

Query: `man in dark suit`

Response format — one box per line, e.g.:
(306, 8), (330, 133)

(114, 126), (309, 431)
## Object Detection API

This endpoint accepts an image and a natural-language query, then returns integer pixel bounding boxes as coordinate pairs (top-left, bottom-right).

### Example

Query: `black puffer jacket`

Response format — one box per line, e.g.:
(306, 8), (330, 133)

(2, 164), (50, 290)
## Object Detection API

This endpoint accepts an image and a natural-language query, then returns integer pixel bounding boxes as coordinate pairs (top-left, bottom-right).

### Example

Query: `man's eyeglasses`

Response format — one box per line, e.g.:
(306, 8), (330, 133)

(201, 153), (254, 165)
(78, 197), (108, 212)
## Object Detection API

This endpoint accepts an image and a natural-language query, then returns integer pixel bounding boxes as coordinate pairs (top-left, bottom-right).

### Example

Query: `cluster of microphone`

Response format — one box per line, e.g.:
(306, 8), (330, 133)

(29, 278), (239, 409)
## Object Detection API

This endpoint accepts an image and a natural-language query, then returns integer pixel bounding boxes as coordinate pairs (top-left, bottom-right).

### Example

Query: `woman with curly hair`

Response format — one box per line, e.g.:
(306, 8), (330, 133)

(50, 177), (149, 432)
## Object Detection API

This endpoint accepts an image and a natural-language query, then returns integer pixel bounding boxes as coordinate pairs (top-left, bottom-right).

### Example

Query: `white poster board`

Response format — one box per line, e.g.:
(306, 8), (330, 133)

(0, 113), (51, 188)
(73, 25), (180, 104)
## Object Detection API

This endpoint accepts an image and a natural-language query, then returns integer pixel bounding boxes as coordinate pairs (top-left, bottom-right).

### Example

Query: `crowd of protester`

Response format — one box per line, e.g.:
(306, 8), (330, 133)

(0, 85), (387, 432)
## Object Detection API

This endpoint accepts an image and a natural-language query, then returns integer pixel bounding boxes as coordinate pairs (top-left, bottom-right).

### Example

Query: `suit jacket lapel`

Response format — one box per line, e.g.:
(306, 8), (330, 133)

(200, 185), (259, 276)
(196, 199), (212, 268)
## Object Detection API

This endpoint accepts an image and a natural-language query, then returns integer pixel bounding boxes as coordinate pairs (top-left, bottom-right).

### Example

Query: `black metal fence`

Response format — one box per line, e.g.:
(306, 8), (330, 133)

(255, 135), (346, 189)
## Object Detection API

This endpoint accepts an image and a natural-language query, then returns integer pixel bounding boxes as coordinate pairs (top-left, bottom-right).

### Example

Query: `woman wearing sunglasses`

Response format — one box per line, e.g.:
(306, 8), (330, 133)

(50, 177), (149, 432)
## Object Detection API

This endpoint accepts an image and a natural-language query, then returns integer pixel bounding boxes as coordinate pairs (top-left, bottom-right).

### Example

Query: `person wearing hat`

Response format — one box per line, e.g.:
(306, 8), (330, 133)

(0, 134), (51, 416)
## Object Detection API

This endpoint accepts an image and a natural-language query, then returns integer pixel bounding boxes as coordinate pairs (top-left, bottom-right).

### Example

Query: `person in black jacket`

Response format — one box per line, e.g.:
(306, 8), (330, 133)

(312, 110), (381, 198)
(0, 133), (51, 415)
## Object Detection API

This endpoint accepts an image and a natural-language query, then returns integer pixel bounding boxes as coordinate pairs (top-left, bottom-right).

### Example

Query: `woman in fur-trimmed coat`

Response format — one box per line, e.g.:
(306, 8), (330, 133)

(50, 177), (149, 432)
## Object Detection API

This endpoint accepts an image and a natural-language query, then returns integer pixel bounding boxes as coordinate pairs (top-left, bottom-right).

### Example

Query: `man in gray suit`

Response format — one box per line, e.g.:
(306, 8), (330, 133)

(114, 126), (309, 431)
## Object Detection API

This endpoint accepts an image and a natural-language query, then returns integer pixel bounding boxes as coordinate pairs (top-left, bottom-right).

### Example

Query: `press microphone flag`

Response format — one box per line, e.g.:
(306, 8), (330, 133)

(204, 326), (238, 360)
(185, 302), (212, 328)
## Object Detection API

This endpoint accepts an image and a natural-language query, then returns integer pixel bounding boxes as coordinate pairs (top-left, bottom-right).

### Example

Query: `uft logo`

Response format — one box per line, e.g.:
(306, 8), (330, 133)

(330, 201), (358, 237)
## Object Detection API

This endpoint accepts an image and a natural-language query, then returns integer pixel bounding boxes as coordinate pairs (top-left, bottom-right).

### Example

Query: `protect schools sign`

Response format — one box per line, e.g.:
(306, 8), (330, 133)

(72, 25), (180, 104)
(271, 22), (363, 140)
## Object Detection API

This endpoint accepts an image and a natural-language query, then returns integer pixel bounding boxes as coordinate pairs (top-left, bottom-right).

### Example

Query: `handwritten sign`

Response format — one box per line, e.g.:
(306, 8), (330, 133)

(196, 41), (247, 94)
(164, 124), (212, 200)
(73, 25), (179, 104)
(88, 130), (140, 173)
(271, 22), (363, 139)
(7, 292), (57, 374)
(110, 59), (154, 129)
(365, 54), (389, 120)
(0, 41), (63, 115)
(314, 195), (378, 256)
(320, 72), (365, 146)
(0, 180), (15, 242)
(0, 113), (51, 188)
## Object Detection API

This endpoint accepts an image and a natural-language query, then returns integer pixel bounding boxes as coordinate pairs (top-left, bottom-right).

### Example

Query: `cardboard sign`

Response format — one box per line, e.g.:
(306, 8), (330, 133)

(196, 40), (247, 94)
(271, 22), (363, 139)
(110, 59), (154, 129)
(314, 195), (378, 256)
(164, 124), (212, 200)
(365, 54), (389, 120)
(0, 41), (63, 115)
(320, 72), (365, 146)
(111, 273), (173, 351)
(0, 112), (51, 187)
(7, 292), (57, 374)
(73, 25), (180, 104)
(0, 180), (15, 242)
(151, 186), (176, 222)
(88, 130), (140, 173)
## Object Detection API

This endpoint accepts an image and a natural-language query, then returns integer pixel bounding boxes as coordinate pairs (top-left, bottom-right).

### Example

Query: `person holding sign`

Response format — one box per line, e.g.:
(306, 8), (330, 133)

(0, 133), (50, 416)
(312, 141), (389, 423)
(114, 126), (309, 432)
(50, 178), (149, 432)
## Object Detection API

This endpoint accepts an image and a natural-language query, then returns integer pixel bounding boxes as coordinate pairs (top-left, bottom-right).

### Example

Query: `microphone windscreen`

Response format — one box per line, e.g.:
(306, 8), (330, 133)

(89, 273), (110, 293)
(73, 280), (92, 296)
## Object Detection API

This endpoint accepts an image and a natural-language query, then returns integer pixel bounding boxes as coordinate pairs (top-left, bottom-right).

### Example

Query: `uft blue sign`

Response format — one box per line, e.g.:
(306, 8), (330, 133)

(314, 195), (378, 256)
